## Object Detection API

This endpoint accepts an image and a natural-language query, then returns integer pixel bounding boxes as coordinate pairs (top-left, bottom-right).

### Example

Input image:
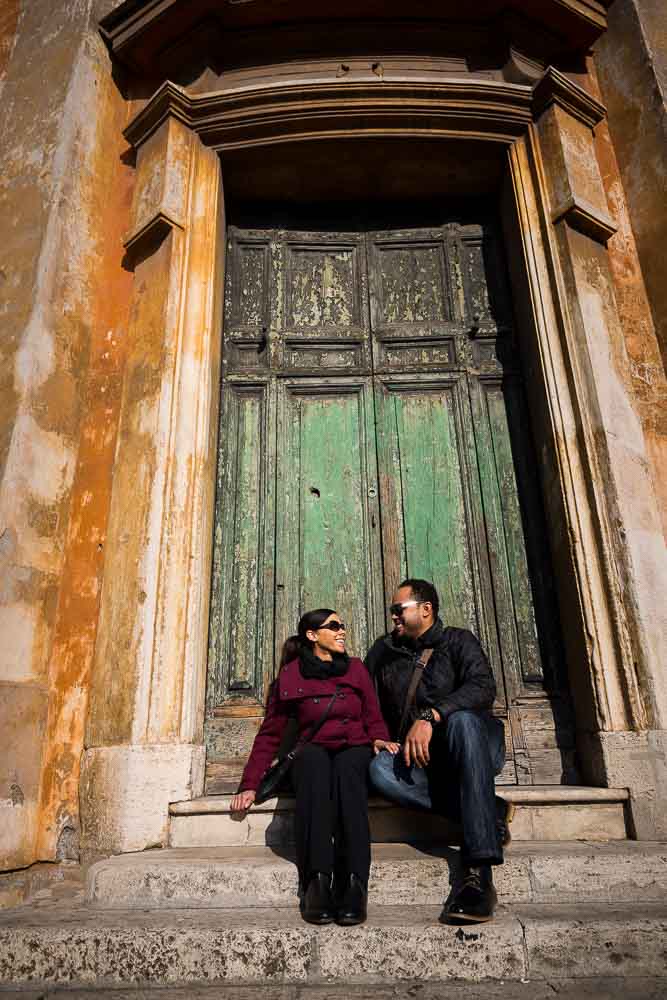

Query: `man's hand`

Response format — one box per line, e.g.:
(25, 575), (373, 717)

(403, 711), (440, 768)
(230, 789), (256, 816)
(373, 739), (400, 755)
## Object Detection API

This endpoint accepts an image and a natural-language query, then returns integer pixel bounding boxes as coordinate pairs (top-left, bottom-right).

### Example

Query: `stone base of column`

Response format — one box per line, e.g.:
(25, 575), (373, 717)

(579, 729), (667, 839)
(80, 743), (205, 858)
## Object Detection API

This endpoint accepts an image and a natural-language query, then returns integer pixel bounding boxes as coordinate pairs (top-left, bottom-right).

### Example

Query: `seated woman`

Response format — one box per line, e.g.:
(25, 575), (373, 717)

(230, 608), (398, 926)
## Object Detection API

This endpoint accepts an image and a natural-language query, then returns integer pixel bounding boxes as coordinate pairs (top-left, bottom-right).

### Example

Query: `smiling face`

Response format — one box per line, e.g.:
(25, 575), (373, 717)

(306, 613), (346, 660)
(390, 585), (434, 640)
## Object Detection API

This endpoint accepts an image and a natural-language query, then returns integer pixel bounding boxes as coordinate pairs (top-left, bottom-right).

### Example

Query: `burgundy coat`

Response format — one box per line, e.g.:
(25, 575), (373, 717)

(238, 657), (389, 792)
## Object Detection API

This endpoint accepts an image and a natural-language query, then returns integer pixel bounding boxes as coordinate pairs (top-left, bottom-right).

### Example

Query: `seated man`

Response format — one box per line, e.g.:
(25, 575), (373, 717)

(366, 578), (512, 923)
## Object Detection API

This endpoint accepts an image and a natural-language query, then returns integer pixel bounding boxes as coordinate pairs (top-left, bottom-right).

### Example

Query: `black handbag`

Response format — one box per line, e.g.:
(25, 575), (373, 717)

(254, 684), (341, 804)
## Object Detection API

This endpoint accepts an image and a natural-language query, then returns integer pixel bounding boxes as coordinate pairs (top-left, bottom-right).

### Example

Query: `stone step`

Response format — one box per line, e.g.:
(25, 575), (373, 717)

(1, 900), (666, 988)
(86, 841), (667, 910)
(169, 786), (630, 848)
(4, 980), (666, 1000)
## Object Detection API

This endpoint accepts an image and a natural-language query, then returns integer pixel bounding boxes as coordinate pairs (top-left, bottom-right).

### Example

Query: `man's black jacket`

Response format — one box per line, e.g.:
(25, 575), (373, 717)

(364, 618), (496, 739)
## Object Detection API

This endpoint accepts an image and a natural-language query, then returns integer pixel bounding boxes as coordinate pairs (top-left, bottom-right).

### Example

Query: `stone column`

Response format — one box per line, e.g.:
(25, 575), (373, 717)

(531, 68), (667, 837)
(81, 114), (225, 856)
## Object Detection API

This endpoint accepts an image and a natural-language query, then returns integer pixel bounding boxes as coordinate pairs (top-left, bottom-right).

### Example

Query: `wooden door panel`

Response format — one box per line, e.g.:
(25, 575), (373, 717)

(374, 375), (481, 637)
(276, 378), (383, 663)
(367, 229), (459, 373)
(207, 380), (275, 711)
(278, 233), (370, 373)
(222, 232), (271, 373)
(468, 374), (566, 703)
(468, 375), (544, 701)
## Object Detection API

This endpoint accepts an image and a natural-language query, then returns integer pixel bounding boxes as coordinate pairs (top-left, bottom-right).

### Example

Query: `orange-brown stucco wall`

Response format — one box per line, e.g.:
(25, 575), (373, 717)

(589, 56), (667, 540)
(0, 0), (134, 868)
(0, 0), (20, 84)
(34, 54), (134, 862)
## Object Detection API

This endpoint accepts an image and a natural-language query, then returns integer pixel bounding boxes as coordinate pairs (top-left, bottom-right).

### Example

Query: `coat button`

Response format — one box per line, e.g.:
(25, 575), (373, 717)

(313, 697), (320, 704)
(298, 687), (303, 693)
(282, 691), (288, 696)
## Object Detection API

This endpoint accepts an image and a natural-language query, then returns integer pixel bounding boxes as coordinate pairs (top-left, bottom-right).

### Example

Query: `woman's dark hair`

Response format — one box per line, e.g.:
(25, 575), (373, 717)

(280, 608), (336, 666)
(399, 578), (440, 617)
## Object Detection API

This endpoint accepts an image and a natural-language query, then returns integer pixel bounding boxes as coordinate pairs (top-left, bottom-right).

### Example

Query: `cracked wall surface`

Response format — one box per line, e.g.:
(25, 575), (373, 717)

(0, 0), (134, 869)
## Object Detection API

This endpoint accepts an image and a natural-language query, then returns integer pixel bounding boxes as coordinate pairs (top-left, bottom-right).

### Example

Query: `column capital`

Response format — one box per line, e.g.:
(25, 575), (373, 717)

(533, 66), (606, 130)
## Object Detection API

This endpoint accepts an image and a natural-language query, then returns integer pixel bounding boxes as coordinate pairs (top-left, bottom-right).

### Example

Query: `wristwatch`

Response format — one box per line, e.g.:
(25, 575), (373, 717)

(417, 708), (439, 725)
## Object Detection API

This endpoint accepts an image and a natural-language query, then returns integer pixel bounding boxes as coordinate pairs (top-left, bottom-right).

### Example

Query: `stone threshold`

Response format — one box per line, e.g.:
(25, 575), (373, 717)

(168, 787), (630, 846)
(171, 786), (630, 815)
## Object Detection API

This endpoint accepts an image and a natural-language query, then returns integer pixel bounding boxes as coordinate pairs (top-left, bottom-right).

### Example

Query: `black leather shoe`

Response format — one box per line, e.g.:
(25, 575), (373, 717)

(301, 872), (335, 924)
(443, 865), (497, 924)
(335, 873), (368, 926)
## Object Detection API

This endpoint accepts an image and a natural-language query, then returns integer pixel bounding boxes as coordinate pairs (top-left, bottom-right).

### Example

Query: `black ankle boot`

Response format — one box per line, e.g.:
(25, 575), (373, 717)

(301, 872), (335, 924)
(335, 873), (367, 926)
(444, 864), (497, 924)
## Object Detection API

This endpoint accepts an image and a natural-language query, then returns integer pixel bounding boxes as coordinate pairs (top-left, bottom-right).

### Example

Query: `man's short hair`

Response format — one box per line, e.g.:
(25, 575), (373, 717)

(399, 578), (440, 617)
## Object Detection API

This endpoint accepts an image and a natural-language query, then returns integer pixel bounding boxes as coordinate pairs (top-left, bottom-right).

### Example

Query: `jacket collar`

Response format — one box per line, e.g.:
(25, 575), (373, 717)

(382, 617), (445, 655)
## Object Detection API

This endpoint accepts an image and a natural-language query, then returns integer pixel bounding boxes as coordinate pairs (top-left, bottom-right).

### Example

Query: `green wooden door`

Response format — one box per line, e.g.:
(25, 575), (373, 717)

(206, 219), (575, 787)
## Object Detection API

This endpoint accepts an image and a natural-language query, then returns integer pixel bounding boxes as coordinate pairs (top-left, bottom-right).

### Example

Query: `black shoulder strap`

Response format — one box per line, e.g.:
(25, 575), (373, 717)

(398, 648), (434, 741)
(289, 684), (341, 758)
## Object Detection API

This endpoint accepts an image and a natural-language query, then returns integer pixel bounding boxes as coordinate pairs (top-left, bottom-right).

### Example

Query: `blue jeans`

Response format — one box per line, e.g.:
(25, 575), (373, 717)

(369, 710), (506, 866)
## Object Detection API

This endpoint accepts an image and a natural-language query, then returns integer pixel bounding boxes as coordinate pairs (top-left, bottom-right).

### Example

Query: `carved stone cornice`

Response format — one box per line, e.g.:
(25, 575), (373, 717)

(124, 77), (534, 151)
(533, 66), (606, 129)
(100, 1), (609, 77)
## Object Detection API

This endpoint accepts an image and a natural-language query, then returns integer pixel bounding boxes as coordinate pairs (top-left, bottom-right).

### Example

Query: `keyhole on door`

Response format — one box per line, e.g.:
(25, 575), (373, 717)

(310, 487), (321, 498)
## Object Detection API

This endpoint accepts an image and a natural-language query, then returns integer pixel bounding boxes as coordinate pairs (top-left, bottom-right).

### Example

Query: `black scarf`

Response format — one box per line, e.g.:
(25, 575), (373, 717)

(299, 645), (350, 680)
(392, 617), (444, 651)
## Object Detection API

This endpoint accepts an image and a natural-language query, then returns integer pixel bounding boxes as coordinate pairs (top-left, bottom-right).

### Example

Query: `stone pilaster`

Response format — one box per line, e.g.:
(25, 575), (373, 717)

(81, 115), (225, 856)
(532, 67), (667, 837)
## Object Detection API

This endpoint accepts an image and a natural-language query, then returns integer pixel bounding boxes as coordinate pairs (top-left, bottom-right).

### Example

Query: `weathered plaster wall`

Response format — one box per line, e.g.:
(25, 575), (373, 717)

(0, 0), (133, 869)
(594, 0), (667, 374)
(0, 0), (20, 94)
(587, 60), (667, 542)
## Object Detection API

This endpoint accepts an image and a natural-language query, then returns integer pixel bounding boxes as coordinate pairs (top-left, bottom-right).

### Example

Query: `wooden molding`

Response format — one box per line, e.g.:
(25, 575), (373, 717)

(533, 65), (606, 129)
(124, 77), (534, 151)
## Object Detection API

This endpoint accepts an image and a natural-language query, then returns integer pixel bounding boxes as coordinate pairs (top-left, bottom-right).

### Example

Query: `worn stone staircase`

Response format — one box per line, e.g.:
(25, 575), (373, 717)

(1, 790), (666, 994)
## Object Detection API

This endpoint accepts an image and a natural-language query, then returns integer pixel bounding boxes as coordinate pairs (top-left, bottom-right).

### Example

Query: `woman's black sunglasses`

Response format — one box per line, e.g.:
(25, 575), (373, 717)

(318, 621), (346, 632)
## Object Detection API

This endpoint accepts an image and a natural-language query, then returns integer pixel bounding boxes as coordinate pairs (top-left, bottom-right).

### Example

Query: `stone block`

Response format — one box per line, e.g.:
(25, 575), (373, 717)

(528, 842), (667, 903)
(522, 903), (667, 979)
(80, 744), (205, 857)
(512, 802), (627, 841)
(316, 911), (525, 982)
(0, 909), (313, 987)
(0, 682), (47, 870)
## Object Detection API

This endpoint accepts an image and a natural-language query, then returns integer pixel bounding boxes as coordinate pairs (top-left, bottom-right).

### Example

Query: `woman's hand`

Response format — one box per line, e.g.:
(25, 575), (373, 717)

(230, 789), (256, 815)
(373, 739), (400, 755)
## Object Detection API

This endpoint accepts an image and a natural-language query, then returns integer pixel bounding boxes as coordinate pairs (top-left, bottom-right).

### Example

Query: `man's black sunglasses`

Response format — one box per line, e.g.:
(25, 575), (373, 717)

(389, 600), (425, 617)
